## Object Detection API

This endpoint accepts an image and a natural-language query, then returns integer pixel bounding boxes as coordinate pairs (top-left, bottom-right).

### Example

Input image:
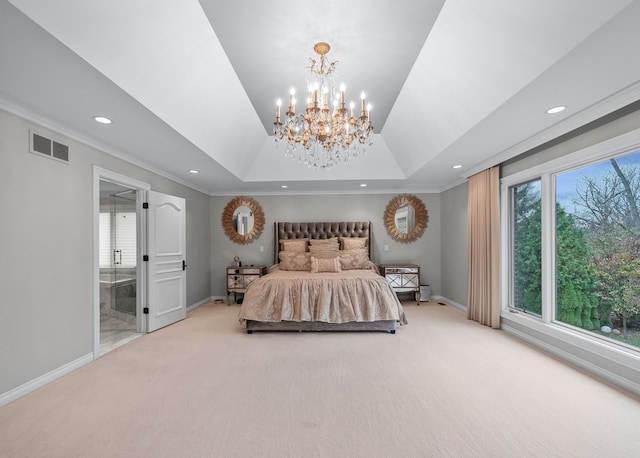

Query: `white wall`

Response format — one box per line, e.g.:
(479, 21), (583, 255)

(0, 109), (212, 397)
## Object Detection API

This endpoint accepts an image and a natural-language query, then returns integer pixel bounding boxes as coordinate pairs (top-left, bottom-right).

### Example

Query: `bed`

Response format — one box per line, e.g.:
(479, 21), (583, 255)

(238, 221), (407, 333)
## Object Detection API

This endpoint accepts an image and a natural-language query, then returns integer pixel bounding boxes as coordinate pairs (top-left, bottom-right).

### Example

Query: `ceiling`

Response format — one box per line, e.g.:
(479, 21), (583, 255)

(1, 0), (640, 196)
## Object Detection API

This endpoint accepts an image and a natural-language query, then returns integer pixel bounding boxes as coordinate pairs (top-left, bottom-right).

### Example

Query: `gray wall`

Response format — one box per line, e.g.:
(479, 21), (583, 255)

(499, 101), (640, 396)
(0, 109), (211, 395)
(440, 181), (468, 306)
(502, 100), (640, 176)
(210, 193), (441, 298)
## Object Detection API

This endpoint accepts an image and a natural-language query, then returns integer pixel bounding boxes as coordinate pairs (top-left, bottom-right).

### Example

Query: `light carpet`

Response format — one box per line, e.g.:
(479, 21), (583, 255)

(1, 302), (639, 457)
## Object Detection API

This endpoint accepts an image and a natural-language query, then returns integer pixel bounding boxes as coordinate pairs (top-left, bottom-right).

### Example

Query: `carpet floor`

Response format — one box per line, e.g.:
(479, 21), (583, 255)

(1, 301), (639, 457)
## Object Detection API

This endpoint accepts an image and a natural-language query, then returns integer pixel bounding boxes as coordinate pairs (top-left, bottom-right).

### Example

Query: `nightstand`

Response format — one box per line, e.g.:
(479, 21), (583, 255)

(379, 264), (421, 304)
(226, 265), (267, 305)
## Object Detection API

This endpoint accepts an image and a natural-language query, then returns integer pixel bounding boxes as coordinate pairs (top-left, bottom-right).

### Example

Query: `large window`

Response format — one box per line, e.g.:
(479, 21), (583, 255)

(507, 149), (640, 350)
(555, 151), (640, 348)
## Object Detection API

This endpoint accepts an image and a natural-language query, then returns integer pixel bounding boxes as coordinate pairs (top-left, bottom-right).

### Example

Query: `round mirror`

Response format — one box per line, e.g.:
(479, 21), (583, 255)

(383, 194), (428, 243)
(222, 196), (265, 245)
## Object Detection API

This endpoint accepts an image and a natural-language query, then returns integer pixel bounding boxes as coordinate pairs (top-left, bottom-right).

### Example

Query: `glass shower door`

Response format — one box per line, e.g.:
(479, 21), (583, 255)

(111, 191), (137, 318)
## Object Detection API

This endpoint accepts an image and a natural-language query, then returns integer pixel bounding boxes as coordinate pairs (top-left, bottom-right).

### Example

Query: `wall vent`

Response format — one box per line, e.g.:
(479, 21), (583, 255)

(29, 129), (70, 163)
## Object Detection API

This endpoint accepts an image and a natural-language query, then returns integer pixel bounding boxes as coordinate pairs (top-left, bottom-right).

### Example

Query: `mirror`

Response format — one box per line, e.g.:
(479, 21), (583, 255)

(234, 206), (253, 235)
(222, 196), (265, 245)
(383, 194), (428, 243)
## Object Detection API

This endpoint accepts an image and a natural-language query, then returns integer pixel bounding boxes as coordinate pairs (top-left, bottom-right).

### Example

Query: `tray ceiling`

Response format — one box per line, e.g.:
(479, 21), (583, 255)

(1, 0), (640, 195)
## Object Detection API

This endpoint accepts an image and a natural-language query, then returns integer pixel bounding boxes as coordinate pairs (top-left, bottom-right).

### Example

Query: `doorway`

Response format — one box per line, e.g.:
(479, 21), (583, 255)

(99, 181), (142, 354)
(93, 167), (187, 358)
(94, 168), (150, 358)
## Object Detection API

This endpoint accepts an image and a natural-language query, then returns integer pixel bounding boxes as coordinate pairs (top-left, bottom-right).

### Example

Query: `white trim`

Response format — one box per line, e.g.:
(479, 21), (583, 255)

(0, 354), (93, 407)
(502, 316), (640, 397)
(93, 167), (150, 359)
(187, 297), (213, 313)
(499, 181), (512, 314)
(431, 295), (467, 313)
(501, 127), (640, 186)
(540, 173), (555, 324)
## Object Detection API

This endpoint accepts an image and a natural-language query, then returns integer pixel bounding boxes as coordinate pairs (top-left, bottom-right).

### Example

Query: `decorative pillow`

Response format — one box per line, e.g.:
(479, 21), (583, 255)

(338, 249), (370, 270)
(340, 237), (368, 250)
(278, 251), (311, 271)
(309, 246), (340, 258)
(310, 256), (342, 273)
(308, 238), (339, 259)
(309, 238), (339, 249)
(279, 238), (308, 253)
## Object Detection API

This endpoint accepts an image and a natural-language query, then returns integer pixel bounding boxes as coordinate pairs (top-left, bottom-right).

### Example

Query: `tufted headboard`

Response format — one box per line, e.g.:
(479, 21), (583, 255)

(274, 221), (371, 264)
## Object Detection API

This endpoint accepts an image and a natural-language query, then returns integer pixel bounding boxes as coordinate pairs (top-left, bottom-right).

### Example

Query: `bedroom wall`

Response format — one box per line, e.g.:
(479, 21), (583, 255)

(210, 193), (441, 299)
(499, 101), (640, 396)
(502, 100), (640, 176)
(0, 109), (212, 397)
(440, 181), (468, 307)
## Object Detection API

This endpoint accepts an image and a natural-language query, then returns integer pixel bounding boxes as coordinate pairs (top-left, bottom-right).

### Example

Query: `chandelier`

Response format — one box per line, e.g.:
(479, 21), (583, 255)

(273, 42), (373, 169)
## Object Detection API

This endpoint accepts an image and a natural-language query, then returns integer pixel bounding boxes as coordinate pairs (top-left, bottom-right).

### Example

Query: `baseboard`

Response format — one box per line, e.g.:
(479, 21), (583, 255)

(2, 297), (218, 407)
(432, 295), (467, 312)
(502, 322), (640, 397)
(187, 296), (214, 313)
(0, 353), (93, 408)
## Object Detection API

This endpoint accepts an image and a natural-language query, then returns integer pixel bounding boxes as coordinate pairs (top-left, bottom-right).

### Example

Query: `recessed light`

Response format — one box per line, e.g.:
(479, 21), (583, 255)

(360, 183), (367, 187)
(93, 116), (112, 124)
(546, 106), (566, 114)
(189, 170), (199, 174)
(452, 165), (462, 169)
(281, 185), (288, 188)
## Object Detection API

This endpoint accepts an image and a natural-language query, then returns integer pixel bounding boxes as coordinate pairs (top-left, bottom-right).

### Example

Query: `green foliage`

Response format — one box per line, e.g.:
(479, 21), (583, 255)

(513, 183), (599, 328)
(514, 183), (542, 314)
(514, 158), (640, 341)
(555, 206), (599, 330)
(588, 226), (640, 332)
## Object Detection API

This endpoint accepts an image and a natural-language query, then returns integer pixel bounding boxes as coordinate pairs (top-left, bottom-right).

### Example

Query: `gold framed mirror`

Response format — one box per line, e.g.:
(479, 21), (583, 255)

(221, 196), (265, 245)
(383, 194), (428, 243)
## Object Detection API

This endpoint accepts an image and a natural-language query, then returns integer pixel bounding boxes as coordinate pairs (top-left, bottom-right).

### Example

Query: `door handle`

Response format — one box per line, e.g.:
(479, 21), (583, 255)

(182, 260), (187, 271)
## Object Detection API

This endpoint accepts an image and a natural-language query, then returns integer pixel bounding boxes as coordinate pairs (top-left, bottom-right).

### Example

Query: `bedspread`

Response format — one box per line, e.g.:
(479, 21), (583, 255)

(238, 266), (407, 325)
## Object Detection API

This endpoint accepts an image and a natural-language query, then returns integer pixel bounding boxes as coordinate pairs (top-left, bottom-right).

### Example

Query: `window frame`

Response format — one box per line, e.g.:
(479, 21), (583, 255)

(501, 128), (640, 354)
(507, 178), (543, 317)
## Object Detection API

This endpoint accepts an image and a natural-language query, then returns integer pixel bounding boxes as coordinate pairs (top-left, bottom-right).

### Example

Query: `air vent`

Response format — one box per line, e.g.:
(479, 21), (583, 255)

(29, 129), (70, 163)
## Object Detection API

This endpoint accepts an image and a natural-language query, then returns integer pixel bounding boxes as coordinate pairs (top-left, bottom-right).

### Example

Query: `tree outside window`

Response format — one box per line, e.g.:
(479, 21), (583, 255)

(556, 151), (640, 347)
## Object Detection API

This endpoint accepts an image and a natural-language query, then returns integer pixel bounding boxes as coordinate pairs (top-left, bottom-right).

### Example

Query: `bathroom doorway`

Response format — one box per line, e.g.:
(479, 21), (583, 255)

(98, 180), (143, 354)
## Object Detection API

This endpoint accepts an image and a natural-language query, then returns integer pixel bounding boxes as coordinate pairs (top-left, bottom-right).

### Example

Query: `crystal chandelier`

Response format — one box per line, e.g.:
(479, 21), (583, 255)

(273, 42), (373, 169)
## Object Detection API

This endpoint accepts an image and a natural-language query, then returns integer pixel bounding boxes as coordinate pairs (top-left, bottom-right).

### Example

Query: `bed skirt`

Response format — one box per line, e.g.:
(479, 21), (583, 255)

(245, 319), (396, 334)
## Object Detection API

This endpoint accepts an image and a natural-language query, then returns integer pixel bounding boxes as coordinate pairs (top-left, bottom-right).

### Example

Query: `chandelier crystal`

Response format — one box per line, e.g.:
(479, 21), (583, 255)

(273, 42), (373, 169)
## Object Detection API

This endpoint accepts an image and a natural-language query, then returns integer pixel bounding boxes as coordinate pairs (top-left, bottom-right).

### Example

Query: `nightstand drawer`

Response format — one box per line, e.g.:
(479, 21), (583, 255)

(386, 273), (419, 289)
(242, 268), (263, 275)
(384, 267), (419, 274)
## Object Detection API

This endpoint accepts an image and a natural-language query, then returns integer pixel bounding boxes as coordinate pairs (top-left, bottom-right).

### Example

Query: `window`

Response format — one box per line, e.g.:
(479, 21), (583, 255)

(99, 211), (137, 268)
(506, 149), (640, 350)
(555, 150), (640, 348)
(511, 180), (542, 316)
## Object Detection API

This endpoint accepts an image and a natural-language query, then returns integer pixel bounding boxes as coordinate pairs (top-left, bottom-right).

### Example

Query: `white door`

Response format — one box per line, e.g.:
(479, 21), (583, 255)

(147, 191), (186, 332)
